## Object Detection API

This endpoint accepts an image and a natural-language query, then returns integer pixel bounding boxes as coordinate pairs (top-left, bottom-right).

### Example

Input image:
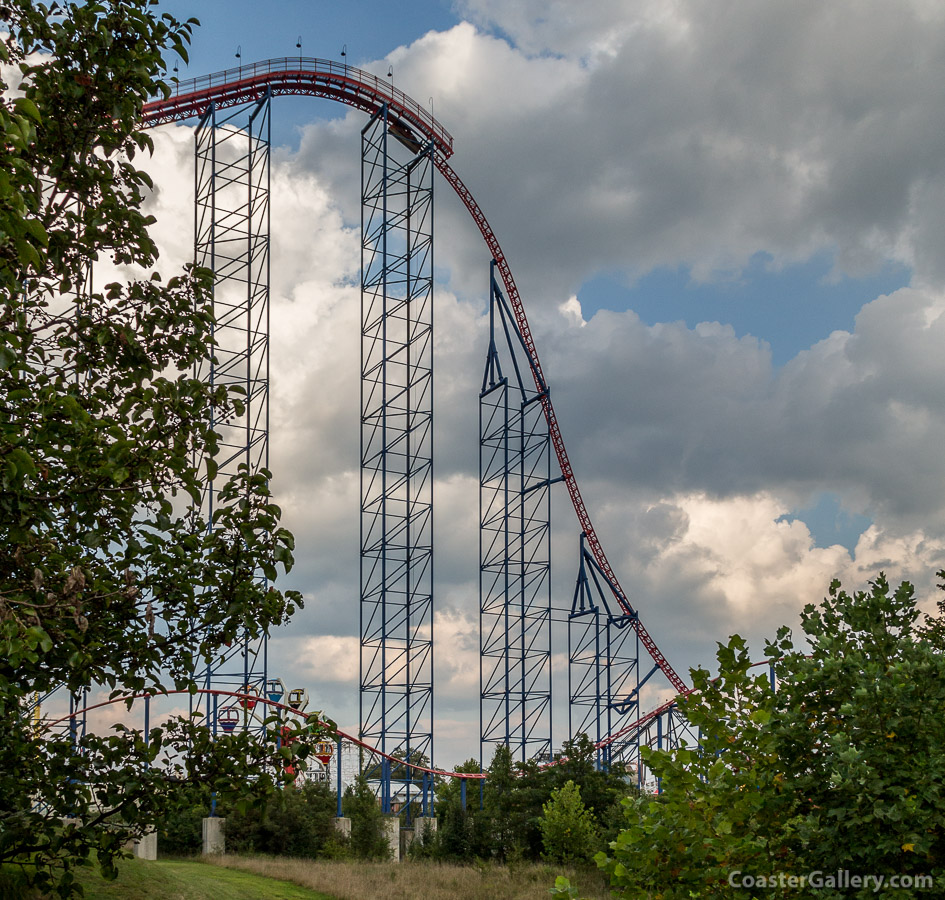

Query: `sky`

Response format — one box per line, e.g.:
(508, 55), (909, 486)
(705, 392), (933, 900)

(124, 0), (945, 768)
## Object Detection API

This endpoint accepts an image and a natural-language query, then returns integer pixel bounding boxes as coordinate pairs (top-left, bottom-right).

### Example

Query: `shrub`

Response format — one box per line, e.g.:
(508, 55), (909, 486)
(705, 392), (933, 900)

(539, 781), (599, 864)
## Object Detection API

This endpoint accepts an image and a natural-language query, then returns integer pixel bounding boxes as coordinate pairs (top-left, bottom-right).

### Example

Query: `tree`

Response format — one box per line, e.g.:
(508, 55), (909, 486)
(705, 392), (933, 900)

(539, 780), (598, 864)
(343, 774), (391, 860)
(416, 758), (490, 861)
(481, 743), (522, 860)
(212, 781), (337, 858)
(543, 734), (636, 848)
(0, 2), (318, 895)
(474, 739), (632, 863)
(597, 574), (945, 898)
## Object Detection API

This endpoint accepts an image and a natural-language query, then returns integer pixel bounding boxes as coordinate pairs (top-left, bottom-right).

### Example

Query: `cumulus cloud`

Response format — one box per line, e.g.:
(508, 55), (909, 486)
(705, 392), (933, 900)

(381, 1), (945, 300)
(130, 0), (945, 765)
(547, 286), (945, 529)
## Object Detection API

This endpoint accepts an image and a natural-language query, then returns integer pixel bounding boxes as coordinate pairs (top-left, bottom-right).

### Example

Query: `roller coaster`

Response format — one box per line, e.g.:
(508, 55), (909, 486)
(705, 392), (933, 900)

(44, 56), (705, 808)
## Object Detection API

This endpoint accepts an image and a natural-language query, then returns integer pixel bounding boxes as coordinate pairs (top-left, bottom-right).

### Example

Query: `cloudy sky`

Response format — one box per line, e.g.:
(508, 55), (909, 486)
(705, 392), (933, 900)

(136, 0), (945, 767)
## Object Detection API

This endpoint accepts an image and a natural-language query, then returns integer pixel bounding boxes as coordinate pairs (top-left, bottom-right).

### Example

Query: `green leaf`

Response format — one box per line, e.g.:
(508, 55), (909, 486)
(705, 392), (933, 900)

(22, 216), (49, 247)
(13, 96), (42, 125)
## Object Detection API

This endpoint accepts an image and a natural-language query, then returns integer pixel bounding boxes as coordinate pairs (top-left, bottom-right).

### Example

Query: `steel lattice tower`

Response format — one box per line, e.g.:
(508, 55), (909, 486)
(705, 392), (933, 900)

(193, 93), (272, 733)
(568, 532), (653, 769)
(360, 105), (435, 813)
(480, 262), (553, 766)
(139, 58), (694, 782)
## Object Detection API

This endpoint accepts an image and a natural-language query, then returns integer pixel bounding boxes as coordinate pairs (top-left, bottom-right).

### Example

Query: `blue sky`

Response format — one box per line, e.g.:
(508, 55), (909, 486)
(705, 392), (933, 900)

(579, 254), (911, 369)
(159, 0), (456, 88)
(141, 0), (945, 763)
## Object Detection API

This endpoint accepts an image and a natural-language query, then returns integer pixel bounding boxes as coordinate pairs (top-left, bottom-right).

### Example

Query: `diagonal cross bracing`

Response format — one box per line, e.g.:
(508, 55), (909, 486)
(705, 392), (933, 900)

(193, 94), (272, 734)
(360, 106), (435, 814)
(480, 263), (552, 766)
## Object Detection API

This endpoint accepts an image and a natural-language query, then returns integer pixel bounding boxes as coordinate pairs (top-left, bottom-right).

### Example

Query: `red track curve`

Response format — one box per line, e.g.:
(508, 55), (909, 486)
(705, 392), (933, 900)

(142, 57), (688, 695)
(47, 688), (486, 781)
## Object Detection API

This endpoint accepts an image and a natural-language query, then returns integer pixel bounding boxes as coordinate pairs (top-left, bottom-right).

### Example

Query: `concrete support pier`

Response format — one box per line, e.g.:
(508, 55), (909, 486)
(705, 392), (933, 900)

(414, 816), (438, 840)
(133, 830), (157, 860)
(332, 817), (351, 839)
(202, 817), (225, 855)
(401, 816), (437, 857)
(383, 817), (400, 861)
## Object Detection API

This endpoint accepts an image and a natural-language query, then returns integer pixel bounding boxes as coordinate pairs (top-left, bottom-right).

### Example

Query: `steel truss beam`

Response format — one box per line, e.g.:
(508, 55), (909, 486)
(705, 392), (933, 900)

(568, 531), (658, 769)
(193, 93), (272, 734)
(480, 262), (553, 766)
(360, 106), (434, 815)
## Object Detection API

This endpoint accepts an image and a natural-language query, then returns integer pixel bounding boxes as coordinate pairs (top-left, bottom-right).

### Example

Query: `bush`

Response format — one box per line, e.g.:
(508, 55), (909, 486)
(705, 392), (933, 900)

(223, 781), (338, 858)
(539, 781), (599, 864)
(597, 573), (945, 898)
(158, 802), (206, 856)
(343, 775), (392, 860)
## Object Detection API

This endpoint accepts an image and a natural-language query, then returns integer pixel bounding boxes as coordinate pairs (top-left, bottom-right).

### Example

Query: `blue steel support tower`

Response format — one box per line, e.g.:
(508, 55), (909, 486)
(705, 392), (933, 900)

(480, 262), (553, 767)
(193, 92), (272, 734)
(568, 532), (659, 769)
(360, 105), (435, 815)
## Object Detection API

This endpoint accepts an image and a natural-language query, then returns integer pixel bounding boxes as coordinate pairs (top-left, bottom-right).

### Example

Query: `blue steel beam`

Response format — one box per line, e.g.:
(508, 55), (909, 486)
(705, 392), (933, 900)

(360, 105), (435, 816)
(568, 532), (651, 770)
(480, 263), (552, 766)
(192, 92), (272, 734)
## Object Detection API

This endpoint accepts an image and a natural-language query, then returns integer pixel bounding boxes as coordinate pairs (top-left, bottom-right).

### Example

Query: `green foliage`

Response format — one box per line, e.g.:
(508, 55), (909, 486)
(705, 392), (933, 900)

(156, 801), (206, 857)
(343, 775), (392, 860)
(481, 744), (521, 860)
(548, 875), (586, 899)
(159, 781), (339, 859)
(477, 738), (632, 863)
(259, 782), (337, 858)
(233, 782), (338, 858)
(539, 781), (598, 864)
(414, 742), (630, 865)
(0, 2), (320, 895)
(596, 573), (945, 899)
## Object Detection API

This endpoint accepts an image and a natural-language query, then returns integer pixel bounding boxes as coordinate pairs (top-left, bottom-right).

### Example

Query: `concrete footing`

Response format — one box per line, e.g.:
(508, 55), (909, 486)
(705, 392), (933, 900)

(415, 816), (438, 839)
(383, 817), (401, 861)
(133, 830), (157, 861)
(332, 816), (351, 839)
(401, 816), (437, 857)
(202, 817), (225, 855)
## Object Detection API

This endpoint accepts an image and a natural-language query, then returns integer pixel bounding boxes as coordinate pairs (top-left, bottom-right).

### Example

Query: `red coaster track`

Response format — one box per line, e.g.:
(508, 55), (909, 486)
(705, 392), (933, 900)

(143, 56), (689, 697)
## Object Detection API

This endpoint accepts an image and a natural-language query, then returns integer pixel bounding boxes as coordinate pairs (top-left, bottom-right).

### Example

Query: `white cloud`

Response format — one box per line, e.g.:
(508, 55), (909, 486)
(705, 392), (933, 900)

(364, 2), (945, 300)
(131, 0), (945, 764)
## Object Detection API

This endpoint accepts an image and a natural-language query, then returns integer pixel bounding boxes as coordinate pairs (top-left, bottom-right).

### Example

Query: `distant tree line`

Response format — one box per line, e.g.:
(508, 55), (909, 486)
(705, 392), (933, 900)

(160, 734), (632, 867)
(411, 735), (632, 865)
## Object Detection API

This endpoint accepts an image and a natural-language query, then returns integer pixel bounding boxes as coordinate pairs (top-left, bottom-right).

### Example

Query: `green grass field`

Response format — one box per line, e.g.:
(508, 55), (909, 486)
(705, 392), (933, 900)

(70, 857), (335, 900)
(0, 855), (608, 900)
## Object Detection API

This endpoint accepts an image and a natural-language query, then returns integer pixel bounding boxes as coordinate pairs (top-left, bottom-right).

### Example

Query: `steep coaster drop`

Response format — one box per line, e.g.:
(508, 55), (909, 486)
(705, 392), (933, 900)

(141, 56), (690, 791)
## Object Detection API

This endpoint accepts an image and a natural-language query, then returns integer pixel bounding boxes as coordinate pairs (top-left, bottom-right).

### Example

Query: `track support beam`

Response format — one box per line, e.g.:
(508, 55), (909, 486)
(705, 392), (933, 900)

(193, 92), (272, 733)
(480, 262), (552, 766)
(360, 105), (435, 813)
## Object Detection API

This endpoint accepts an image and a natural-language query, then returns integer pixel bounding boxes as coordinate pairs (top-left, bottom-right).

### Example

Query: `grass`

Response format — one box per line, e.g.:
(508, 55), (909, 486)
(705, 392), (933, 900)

(4, 854), (612, 900)
(67, 857), (335, 900)
(209, 855), (614, 900)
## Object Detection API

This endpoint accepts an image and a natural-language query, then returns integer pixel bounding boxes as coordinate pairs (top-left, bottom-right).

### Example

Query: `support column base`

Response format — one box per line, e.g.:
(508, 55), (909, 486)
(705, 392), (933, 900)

(133, 830), (157, 861)
(383, 816), (400, 862)
(202, 817), (225, 855)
